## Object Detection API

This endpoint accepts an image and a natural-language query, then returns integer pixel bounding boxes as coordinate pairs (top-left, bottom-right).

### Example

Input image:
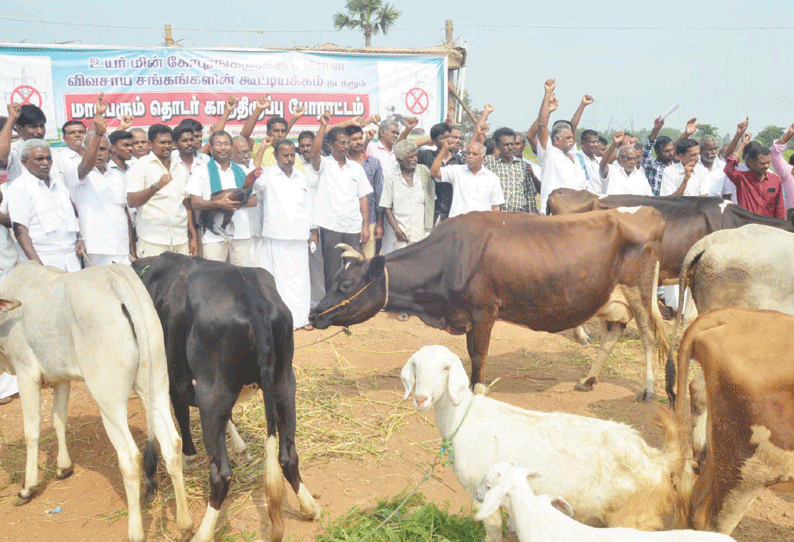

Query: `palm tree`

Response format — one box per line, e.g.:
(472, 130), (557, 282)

(333, 0), (401, 47)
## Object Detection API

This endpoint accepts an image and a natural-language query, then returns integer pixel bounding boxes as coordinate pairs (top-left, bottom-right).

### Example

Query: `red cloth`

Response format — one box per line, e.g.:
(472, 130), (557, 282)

(724, 156), (785, 219)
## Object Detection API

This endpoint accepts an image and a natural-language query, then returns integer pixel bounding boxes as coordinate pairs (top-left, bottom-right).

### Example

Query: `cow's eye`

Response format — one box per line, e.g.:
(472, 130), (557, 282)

(340, 280), (354, 292)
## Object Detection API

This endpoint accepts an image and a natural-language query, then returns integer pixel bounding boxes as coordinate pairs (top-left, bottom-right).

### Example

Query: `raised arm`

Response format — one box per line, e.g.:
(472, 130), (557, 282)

(86, 93), (108, 134)
(600, 131), (623, 179)
(430, 139), (452, 179)
(648, 115), (664, 142)
(526, 119), (539, 155)
(569, 94), (593, 136)
(471, 104), (495, 144)
(310, 111), (331, 172)
(725, 117), (749, 159)
(0, 103), (21, 169)
(285, 105), (306, 133)
(397, 116), (419, 143)
(537, 79), (556, 151)
(114, 114), (134, 133)
(210, 96), (239, 135)
(77, 115), (107, 180)
(240, 96), (271, 148)
(674, 117), (698, 146)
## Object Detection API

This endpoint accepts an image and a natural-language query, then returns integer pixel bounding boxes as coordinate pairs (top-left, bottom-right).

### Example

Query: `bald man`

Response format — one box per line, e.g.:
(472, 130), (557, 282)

(430, 140), (504, 217)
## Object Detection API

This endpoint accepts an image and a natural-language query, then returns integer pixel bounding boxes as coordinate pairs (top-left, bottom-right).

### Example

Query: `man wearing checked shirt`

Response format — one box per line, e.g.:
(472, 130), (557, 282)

(483, 127), (538, 213)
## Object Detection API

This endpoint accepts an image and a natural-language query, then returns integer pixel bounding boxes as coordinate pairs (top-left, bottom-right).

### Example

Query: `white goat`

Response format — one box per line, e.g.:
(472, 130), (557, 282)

(401, 345), (683, 542)
(475, 463), (735, 541)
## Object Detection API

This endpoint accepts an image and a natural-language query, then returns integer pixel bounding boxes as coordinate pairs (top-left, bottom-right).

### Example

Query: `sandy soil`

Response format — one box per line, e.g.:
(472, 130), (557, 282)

(0, 312), (791, 541)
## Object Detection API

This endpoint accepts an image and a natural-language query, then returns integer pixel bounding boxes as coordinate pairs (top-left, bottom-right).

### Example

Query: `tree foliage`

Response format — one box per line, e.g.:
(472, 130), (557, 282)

(695, 123), (719, 139)
(333, 0), (401, 47)
(755, 125), (785, 148)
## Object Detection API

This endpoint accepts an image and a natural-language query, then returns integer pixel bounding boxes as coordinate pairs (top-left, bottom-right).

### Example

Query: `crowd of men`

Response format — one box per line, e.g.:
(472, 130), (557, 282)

(1, 78), (793, 403)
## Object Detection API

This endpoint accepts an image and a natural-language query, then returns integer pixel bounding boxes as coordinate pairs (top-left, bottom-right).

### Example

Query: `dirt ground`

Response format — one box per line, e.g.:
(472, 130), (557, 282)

(0, 312), (791, 541)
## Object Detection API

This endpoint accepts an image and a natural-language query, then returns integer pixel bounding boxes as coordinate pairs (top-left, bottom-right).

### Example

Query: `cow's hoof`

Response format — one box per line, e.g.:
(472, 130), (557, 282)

(175, 528), (193, 542)
(13, 490), (34, 506)
(636, 390), (656, 403)
(473, 383), (487, 396)
(574, 378), (595, 392)
(56, 465), (74, 480)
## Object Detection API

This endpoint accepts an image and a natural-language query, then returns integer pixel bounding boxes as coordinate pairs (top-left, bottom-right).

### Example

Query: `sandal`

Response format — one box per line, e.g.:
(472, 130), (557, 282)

(0, 393), (18, 405)
(397, 313), (409, 322)
(300, 324), (314, 331)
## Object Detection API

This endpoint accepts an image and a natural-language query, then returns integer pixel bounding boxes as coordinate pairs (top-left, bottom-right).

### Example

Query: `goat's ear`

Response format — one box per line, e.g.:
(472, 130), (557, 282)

(366, 256), (386, 280)
(474, 483), (507, 521)
(0, 298), (22, 312)
(446, 353), (469, 406)
(550, 496), (574, 518)
(400, 357), (416, 401)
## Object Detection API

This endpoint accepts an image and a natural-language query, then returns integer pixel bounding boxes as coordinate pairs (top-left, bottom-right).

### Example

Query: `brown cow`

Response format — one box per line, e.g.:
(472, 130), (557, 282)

(674, 307), (794, 535)
(309, 209), (670, 401)
(547, 188), (794, 284)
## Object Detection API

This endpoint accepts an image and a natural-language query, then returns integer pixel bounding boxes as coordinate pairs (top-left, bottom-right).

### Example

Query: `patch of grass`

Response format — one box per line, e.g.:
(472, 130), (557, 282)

(315, 492), (484, 542)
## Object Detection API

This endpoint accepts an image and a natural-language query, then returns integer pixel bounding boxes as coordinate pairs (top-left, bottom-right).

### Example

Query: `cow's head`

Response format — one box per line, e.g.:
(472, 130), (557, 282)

(309, 244), (388, 329)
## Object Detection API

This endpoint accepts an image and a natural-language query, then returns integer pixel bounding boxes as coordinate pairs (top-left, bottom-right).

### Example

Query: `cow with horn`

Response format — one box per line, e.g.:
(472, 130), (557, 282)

(310, 209), (669, 401)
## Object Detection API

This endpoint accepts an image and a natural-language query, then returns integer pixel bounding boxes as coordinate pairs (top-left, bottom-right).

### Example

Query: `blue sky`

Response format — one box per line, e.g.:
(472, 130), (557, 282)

(4, 0), (793, 140)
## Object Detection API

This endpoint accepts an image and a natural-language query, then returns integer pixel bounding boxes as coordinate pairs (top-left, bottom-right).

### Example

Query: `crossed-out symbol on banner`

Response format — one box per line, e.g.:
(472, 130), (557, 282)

(405, 87), (429, 115)
(11, 85), (43, 108)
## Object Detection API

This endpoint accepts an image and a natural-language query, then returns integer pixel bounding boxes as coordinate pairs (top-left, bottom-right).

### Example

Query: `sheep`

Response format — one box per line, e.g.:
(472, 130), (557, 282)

(475, 463), (735, 541)
(401, 345), (684, 542)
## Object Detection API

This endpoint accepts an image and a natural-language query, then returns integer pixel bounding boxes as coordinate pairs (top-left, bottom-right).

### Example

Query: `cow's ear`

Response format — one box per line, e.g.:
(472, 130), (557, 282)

(366, 256), (386, 280)
(0, 298), (22, 312)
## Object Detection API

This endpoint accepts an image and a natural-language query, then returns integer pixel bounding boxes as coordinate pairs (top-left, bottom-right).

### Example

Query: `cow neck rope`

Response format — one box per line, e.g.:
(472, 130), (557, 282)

(315, 266), (389, 317)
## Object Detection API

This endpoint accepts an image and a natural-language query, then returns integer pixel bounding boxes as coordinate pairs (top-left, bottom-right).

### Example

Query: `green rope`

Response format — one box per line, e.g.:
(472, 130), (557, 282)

(357, 396), (476, 542)
(438, 397), (474, 466)
(138, 264), (150, 279)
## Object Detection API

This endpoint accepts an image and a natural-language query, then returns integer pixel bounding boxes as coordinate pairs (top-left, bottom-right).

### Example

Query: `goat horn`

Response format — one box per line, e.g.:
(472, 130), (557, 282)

(335, 243), (366, 262)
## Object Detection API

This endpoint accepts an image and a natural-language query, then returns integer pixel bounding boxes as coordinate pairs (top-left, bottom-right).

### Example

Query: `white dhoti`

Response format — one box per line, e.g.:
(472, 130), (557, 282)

(261, 237), (310, 329)
(0, 371), (18, 399)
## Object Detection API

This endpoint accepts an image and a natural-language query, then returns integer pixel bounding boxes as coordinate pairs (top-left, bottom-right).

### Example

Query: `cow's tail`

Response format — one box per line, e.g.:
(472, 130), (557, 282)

(241, 277), (284, 542)
(652, 405), (685, 509)
(672, 319), (702, 529)
(665, 238), (707, 406)
(106, 265), (163, 504)
(649, 261), (670, 372)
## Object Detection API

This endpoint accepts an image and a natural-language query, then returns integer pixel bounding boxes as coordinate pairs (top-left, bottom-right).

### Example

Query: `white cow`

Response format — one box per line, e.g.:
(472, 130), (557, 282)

(0, 262), (193, 542)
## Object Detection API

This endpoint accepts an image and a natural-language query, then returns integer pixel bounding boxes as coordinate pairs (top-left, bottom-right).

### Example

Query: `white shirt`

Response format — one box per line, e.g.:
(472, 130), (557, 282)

(126, 153), (190, 245)
(574, 150), (603, 194)
(253, 166), (312, 241)
(602, 163), (653, 196)
(54, 147), (82, 193)
(380, 165), (433, 243)
(700, 157), (737, 202)
(235, 160), (264, 238)
(366, 141), (397, 170)
(0, 184), (20, 273)
(3, 139), (25, 182)
(73, 163), (129, 256)
(540, 146), (587, 214)
(6, 169), (79, 268)
(660, 162), (711, 197)
(313, 155), (372, 234)
(437, 164), (504, 218)
(186, 161), (252, 242)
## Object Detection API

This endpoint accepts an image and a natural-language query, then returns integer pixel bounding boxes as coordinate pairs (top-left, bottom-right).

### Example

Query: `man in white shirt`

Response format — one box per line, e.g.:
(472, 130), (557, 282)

(128, 128), (150, 166)
(599, 131), (653, 196)
(72, 116), (132, 266)
(699, 135), (736, 202)
(52, 120), (86, 190)
(430, 139), (504, 217)
(536, 79), (587, 213)
(186, 131), (257, 265)
(311, 112), (373, 291)
(7, 139), (83, 271)
(0, 104), (47, 182)
(126, 124), (196, 257)
(574, 129), (603, 194)
(366, 119), (400, 170)
(660, 139), (711, 197)
(298, 130), (325, 308)
(252, 140), (316, 329)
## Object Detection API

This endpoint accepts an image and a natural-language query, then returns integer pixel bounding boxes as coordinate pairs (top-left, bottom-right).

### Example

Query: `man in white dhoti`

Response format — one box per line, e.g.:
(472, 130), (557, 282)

(253, 139), (316, 330)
